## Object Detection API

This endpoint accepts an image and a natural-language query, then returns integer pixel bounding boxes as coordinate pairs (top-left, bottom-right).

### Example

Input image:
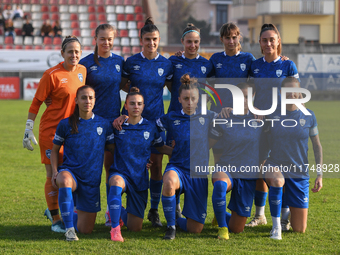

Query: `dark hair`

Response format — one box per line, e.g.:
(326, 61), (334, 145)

(69, 85), (94, 134)
(61, 35), (81, 52)
(236, 82), (255, 93)
(219, 22), (242, 51)
(281, 77), (300, 87)
(181, 23), (200, 39)
(93, 24), (116, 66)
(140, 17), (159, 38)
(178, 73), (199, 96)
(259, 24), (282, 56)
(125, 87), (144, 102)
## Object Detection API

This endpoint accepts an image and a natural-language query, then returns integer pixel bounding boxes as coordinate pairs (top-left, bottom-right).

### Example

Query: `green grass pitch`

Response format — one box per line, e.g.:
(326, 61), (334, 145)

(0, 100), (339, 254)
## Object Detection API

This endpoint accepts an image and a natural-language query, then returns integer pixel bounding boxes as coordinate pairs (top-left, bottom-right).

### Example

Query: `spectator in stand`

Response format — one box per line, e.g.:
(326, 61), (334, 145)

(0, 8), (5, 33)
(22, 18), (34, 40)
(11, 5), (24, 20)
(41, 20), (53, 39)
(4, 18), (15, 40)
(53, 20), (62, 37)
(2, 5), (13, 20)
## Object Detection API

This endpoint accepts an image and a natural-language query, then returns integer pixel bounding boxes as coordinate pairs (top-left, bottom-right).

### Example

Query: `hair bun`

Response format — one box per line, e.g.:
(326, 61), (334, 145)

(180, 74), (191, 85)
(187, 23), (195, 27)
(145, 17), (154, 26)
(129, 87), (140, 93)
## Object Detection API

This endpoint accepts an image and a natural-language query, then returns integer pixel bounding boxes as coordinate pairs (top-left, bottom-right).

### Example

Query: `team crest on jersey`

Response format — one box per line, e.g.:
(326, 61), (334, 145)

(78, 73), (83, 82)
(133, 65), (140, 70)
(90, 66), (97, 71)
(45, 149), (51, 159)
(144, 131), (150, 140)
(175, 64), (182, 69)
(299, 119), (306, 126)
(97, 127), (103, 135)
(174, 120), (180, 126)
(158, 68), (164, 76)
(115, 64), (120, 72)
(216, 63), (222, 69)
(276, 69), (282, 77)
(199, 117), (205, 125)
(240, 63), (246, 71)
(254, 68), (259, 74)
(201, 66), (206, 74)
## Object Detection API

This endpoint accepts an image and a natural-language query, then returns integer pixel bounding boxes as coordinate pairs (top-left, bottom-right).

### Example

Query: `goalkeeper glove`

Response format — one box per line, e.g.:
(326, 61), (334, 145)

(23, 119), (38, 151)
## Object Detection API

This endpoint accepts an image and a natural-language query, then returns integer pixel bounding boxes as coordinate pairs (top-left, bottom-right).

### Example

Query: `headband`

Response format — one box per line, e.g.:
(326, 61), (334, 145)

(182, 30), (200, 39)
(62, 37), (81, 51)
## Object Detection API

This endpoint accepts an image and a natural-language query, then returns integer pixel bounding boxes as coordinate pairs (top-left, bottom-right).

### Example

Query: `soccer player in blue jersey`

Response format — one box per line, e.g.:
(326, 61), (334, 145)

(79, 24), (127, 227)
(158, 74), (217, 240)
(122, 17), (173, 227)
(262, 77), (323, 239)
(247, 24), (300, 228)
(209, 82), (266, 240)
(108, 87), (173, 242)
(50, 86), (115, 241)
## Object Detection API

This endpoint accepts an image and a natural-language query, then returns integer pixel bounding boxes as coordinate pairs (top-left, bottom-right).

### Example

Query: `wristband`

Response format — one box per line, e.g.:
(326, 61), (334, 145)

(26, 119), (34, 130)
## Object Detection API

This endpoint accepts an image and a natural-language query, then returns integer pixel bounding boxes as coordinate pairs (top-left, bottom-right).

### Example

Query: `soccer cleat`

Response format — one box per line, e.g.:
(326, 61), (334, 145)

(44, 209), (53, 223)
(163, 226), (176, 240)
(105, 211), (111, 227)
(51, 220), (66, 233)
(281, 219), (291, 232)
(147, 209), (163, 227)
(65, 228), (79, 241)
(110, 225), (124, 242)
(217, 227), (229, 240)
(270, 226), (282, 240)
(176, 208), (182, 220)
(211, 214), (218, 227)
(245, 215), (267, 227)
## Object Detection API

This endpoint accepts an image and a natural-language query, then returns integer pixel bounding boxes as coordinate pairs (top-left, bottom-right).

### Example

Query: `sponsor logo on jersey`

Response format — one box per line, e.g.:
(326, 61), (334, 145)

(216, 63), (222, 69)
(158, 68), (164, 76)
(97, 127), (103, 135)
(78, 73), (83, 82)
(90, 66), (97, 71)
(175, 64), (182, 69)
(119, 129), (125, 135)
(133, 65), (140, 70)
(271, 199), (281, 205)
(61, 78), (68, 84)
(95, 202), (99, 207)
(240, 63), (246, 71)
(201, 213), (207, 219)
(217, 201), (226, 206)
(174, 120), (180, 125)
(299, 119), (306, 126)
(304, 197), (309, 203)
(199, 117), (205, 125)
(144, 131), (150, 140)
(45, 149), (51, 159)
(115, 64), (120, 72)
(276, 69), (282, 77)
(245, 206), (250, 212)
(201, 66), (206, 74)
(254, 68), (259, 74)
(110, 204), (120, 209)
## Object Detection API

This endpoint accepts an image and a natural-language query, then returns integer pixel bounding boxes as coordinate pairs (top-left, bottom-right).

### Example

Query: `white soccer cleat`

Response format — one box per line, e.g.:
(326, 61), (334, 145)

(245, 215), (267, 227)
(65, 228), (79, 241)
(270, 226), (282, 240)
(281, 219), (291, 232)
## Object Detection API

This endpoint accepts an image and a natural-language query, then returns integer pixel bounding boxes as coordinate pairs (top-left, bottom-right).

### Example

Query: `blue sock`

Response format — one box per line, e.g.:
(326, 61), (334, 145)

(109, 186), (122, 228)
(176, 194), (180, 209)
(225, 211), (231, 226)
(121, 206), (127, 226)
(59, 187), (74, 229)
(162, 194), (176, 227)
(177, 217), (187, 232)
(282, 192), (288, 209)
(73, 212), (78, 232)
(106, 183), (110, 207)
(212, 181), (228, 228)
(269, 186), (283, 217)
(72, 192), (77, 209)
(255, 190), (268, 207)
(150, 179), (162, 210)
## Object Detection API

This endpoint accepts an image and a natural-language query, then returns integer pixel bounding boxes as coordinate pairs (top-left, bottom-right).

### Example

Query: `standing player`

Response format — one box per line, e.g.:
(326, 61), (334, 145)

(22, 36), (86, 233)
(246, 24), (300, 229)
(262, 77), (323, 239)
(79, 24), (126, 226)
(51, 86), (115, 241)
(122, 17), (173, 227)
(108, 87), (173, 242)
(158, 74), (217, 240)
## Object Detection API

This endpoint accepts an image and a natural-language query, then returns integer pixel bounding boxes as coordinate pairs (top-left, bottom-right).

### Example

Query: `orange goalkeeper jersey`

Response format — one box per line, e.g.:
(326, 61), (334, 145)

(29, 62), (87, 141)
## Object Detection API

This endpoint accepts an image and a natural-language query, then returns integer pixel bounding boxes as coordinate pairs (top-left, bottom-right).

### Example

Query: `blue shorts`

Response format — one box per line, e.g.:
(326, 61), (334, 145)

(228, 179), (256, 217)
(151, 131), (166, 154)
(59, 169), (101, 213)
(164, 166), (208, 224)
(109, 173), (148, 219)
(284, 178), (309, 209)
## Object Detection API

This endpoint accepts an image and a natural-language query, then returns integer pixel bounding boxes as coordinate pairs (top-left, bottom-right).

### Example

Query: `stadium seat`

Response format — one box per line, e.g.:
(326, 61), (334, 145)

(5, 36), (14, 45)
(71, 21), (79, 29)
(124, 0), (133, 5)
(82, 37), (92, 46)
(25, 45), (33, 49)
(72, 29), (81, 37)
(50, 6), (59, 12)
(127, 21), (136, 29)
(88, 6), (96, 13)
(105, 0), (114, 4)
(130, 38), (139, 46)
(51, 13), (59, 20)
(115, 0), (123, 4)
(54, 45), (61, 50)
(89, 14), (96, 21)
(77, 0), (86, 4)
(50, 0), (58, 4)
(96, 0), (104, 4)
(0, 36), (3, 45)
(83, 46), (92, 50)
(14, 36), (23, 45)
(87, 0), (95, 4)
(31, 5), (40, 12)
(69, 0), (77, 4)
(32, 13), (42, 20)
(125, 6), (134, 14)
(98, 14), (106, 22)
(58, 0), (67, 4)
(33, 36), (43, 45)
(133, 0), (142, 5)
(106, 6), (115, 13)
(40, 0), (48, 4)
(41, 5), (49, 12)
(97, 6), (105, 13)
(59, 5), (69, 13)
(44, 45), (53, 50)
(22, 0), (30, 3)
(117, 14), (125, 21)
(132, 46), (141, 54)
(6, 45), (14, 50)
(61, 21), (71, 28)
(135, 14), (144, 21)
(14, 28), (22, 36)
(31, 0), (40, 3)
(78, 6), (87, 13)
(107, 14), (116, 22)
(119, 30), (128, 37)
(115, 6), (125, 14)
(60, 13), (70, 21)
(80, 21), (90, 29)
(70, 14), (78, 21)
(91, 30), (96, 37)
(69, 5), (78, 13)
(79, 13), (89, 21)
(122, 46), (131, 54)
(128, 29), (138, 37)
(113, 38), (120, 45)
(81, 29), (91, 37)
(43, 37), (52, 45)
(13, 19), (23, 29)
(137, 21), (144, 29)
(90, 21), (97, 29)
(62, 29), (72, 37)
(41, 13), (49, 20)
(53, 37), (62, 45)
(15, 45), (23, 50)
(23, 5), (31, 12)
(34, 45), (43, 50)
(126, 14), (134, 21)
(113, 46), (121, 51)
(121, 37), (129, 46)
(135, 6), (143, 13)
(109, 21), (117, 29)
(118, 21), (127, 30)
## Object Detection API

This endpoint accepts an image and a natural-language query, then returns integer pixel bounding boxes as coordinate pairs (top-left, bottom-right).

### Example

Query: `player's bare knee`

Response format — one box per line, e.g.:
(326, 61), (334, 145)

(229, 225), (244, 234)
(78, 226), (93, 234)
(128, 224), (142, 232)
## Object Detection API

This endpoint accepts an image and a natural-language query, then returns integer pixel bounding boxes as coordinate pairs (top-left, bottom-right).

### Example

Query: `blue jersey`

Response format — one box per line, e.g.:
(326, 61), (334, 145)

(156, 110), (217, 175)
(209, 112), (265, 179)
(110, 118), (164, 191)
(168, 54), (213, 113)
(122, 52), (173, 120)
(209, 51), (255, 111)
(53, 114), (114, 186)
(250, 57), (299, 111)
(265, 109), (318, 178)
(79, 53), (124, 122)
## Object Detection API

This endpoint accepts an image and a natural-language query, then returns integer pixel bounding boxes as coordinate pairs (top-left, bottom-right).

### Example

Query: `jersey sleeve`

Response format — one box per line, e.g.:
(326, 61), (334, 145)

(209, 124), (223, 140)
(152, 124), (164, 147)
(309, 111), (319, 137)
(156, 114), (169, 132)
(122, 57), (130, 78)
(166, 60), (174, 80)
(288, 61), (300, 81)
(105, 121), (115, 144)
(53, 120), (66, 145)
(209, 57), (216, 77)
